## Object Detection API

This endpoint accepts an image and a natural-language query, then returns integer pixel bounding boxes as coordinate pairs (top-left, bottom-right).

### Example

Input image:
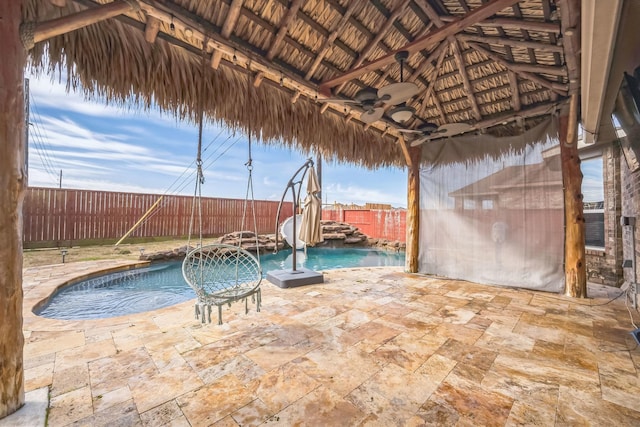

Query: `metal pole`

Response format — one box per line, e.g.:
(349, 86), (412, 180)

(317, 154), (322, 219)
(59, 169), (62, 188)
(291, 185), (297, 271)
(24, 78), (29, 186)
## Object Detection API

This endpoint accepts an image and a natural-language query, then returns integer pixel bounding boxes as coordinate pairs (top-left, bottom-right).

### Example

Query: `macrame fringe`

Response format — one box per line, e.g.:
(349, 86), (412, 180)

(192, 289), (261, 325)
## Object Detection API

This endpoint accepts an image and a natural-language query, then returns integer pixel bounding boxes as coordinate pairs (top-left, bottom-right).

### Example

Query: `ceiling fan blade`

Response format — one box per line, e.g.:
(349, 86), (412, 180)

(377, 82), (420, 106)
(398, 128), (425, 134)
(410, 136), (429, 147)
(398, 122), (439, 134)
(360, 107), (384, 124)
(437, 122), (473, 137)
(319, 98), (360, 105)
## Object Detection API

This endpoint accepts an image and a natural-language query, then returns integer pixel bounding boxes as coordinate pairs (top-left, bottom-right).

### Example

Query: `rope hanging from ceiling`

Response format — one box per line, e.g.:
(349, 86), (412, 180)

(181, 36), (262, 325)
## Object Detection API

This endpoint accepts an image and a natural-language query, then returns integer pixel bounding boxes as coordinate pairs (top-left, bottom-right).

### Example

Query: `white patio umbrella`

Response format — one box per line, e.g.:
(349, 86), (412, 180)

(298, 165), (324, 246)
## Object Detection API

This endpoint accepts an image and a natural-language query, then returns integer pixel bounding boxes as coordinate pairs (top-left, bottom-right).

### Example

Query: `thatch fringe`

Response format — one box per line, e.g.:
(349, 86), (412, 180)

(24, 0), (406, 169)
(23, 0), (570, 170)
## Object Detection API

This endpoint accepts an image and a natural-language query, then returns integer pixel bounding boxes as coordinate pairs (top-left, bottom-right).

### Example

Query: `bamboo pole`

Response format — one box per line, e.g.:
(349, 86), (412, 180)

(114, 196), (164, 246)
(559, 94), (586, 297)
(0, 0), (26, 419)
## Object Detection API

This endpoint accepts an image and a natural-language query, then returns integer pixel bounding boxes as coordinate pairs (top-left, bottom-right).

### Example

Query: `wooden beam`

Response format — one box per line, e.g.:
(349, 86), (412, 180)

(266, 0), (303, 61)
(414, 44), (449, 120)
(508, 70), (521, 111)
(451, 38), (482, 121)
(557, 0), (580, 94)
(333, 0), (412, 95)
(466, 41), (568, 95)
(405, 145), (421, 273)
(138, 3), (319, 101)
(418, 0), (504, 121)
(457, 34), (565, 54)
(211, 0), (243, 69)
(541, 0), (562, 67)
(0, 0), (26, 419)
(510, 3), (537, 65)
(373, 21), (435, 88)
(319, 0), (522, 95)
(559, 94), (586, 297)
(362, 0), (451, 87)
(253, 71), (265, 87)
(144, 16), (160, 44)
(304, 1), (362, 81)
(440, 16), (561, 34)
(407, 38), (447, 83)
(30, 0), (135, 45)
(471, 100), (560, 130)
(416, 0), (445, 27)
(397, 133), (413, 172)
(510, 63), (568, 77)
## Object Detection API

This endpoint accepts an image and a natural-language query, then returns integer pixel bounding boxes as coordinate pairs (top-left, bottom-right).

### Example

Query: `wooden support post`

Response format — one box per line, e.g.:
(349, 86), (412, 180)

(405, 142), (421, 273)
(559, 94), (586, 297)
(0, 0), (26, 419)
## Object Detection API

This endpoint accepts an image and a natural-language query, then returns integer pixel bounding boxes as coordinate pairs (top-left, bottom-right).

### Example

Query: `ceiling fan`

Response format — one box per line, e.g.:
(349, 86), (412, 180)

(319, 51), (419, 124)
(399, 122), (473, 146)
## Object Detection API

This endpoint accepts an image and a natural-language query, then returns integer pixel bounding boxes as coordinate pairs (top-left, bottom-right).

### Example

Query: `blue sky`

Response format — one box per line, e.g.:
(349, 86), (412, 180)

(581, 157), (604, 203)
(26, 73), (409, 207)
(26, 72), (604, 208)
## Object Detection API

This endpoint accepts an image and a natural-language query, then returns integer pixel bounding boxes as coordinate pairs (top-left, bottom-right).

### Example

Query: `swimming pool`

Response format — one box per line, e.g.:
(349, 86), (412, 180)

(35, 247), (405, 320)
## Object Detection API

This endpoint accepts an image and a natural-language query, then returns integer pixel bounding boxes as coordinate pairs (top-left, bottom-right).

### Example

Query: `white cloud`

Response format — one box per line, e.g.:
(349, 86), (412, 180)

(323, 183), (406, 208)
(25, 71), (408, 206)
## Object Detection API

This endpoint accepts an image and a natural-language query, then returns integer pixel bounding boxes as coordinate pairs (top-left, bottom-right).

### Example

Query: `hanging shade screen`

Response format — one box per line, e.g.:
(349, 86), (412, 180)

(418, 119), (565, 293)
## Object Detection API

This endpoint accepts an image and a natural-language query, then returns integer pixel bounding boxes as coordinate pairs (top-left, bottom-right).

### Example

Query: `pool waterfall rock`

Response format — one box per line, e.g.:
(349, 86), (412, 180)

(138, 220), (405, 261)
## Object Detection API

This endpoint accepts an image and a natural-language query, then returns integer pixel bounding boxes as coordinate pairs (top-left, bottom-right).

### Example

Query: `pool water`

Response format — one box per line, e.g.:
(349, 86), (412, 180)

(36, 247), (405, 320)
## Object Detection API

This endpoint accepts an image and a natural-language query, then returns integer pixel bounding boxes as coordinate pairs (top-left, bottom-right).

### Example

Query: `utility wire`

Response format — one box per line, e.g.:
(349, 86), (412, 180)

(29, 95), (62, 184)
(129, 131), (245, 230)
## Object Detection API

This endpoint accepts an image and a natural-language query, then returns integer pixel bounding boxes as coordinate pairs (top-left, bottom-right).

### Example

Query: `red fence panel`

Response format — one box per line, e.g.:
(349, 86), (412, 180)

(23, 187), (293, 248)
(322, 208), (406, 242)
(22, 188), (407, 247)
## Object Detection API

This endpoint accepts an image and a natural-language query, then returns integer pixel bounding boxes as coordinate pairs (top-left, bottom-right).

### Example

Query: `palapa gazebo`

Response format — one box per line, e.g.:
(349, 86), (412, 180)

(2, 0), (639, 418)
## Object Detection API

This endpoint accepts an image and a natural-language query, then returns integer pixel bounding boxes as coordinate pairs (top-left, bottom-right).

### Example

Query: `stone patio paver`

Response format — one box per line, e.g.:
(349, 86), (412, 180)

(15, 260), (640, 426)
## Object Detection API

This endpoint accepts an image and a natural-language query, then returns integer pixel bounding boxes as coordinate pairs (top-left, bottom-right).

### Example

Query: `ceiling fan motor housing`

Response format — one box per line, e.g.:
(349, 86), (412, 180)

(354, 87), (379, 103)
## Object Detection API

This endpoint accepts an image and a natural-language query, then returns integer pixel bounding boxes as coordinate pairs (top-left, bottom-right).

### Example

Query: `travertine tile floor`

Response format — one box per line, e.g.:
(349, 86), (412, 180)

(19, 260), (640, 426)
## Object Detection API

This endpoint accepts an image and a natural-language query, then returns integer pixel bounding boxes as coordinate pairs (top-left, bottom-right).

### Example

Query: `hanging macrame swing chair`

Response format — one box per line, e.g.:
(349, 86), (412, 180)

(181, 54), (262, 325)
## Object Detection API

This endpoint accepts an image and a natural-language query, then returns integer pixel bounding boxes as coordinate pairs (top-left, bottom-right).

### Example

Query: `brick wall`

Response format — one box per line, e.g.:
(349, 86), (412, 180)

(586, 145), (624, 286)
(621, 143), (640, 286)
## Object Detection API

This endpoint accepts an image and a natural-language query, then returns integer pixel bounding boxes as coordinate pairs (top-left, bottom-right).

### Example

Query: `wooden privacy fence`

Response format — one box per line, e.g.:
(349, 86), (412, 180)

(23, 187), (293, 248)
(322, 208), (407, 242)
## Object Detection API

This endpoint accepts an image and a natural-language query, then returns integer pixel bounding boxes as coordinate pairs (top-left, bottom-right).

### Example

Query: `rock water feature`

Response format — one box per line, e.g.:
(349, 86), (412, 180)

(139, 220), (405, 261)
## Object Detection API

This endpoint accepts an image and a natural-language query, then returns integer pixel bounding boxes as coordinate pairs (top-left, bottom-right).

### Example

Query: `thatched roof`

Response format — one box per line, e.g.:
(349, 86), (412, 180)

(22, 0), (579, 168)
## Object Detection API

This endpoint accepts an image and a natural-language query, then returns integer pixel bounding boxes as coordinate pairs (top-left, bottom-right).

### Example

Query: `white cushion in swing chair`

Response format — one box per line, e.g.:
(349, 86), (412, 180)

(182, 243), (262, 303)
